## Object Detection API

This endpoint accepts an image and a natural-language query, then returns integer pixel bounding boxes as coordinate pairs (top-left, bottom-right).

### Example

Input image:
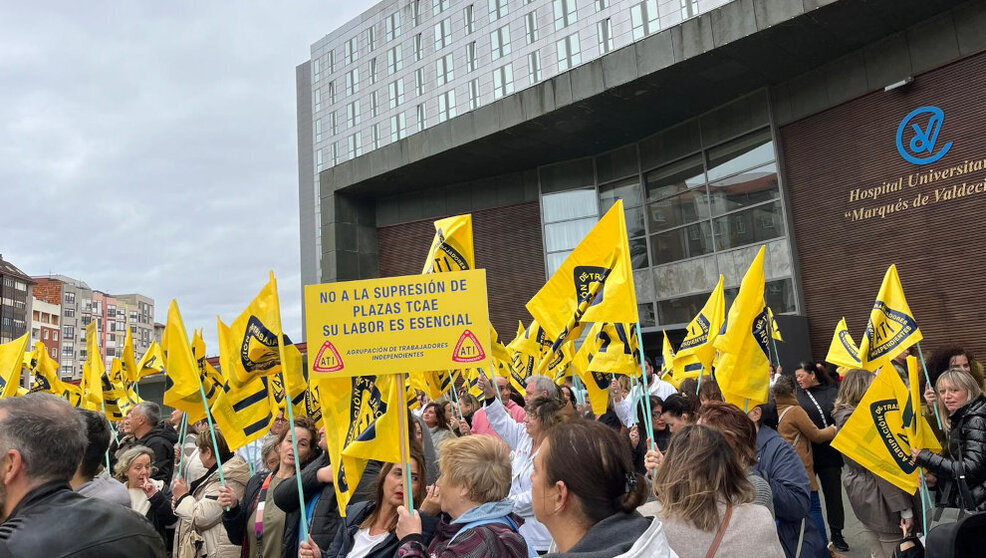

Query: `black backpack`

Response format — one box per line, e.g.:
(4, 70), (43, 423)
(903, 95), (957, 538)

(925, 512), (986, 558)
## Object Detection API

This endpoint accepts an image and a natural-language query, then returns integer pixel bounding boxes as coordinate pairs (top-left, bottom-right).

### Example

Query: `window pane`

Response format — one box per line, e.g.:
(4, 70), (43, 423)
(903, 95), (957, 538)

(546, 251), (571, 276)
(644, 154), (704, 201)
(649, 221), (713, 265)
(705, 128), (773, 182)
(544, 217), (597, 251)
(708, 162), (779, 216)
(712, 200), (783, 250)
(725, 278), (795, 314)
(630, 235), (649, 269)
(647, 188), (709, 233)
(638, 303), (656, 327)
(657, 291), (713, 325)
(598, 178), (642, 212)
(542, 189), (597, 222)
(625, 206), (645, 238)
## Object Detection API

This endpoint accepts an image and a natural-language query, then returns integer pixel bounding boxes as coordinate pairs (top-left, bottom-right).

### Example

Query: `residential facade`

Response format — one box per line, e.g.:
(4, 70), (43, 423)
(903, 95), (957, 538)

(30, 298), (61, 362)
(0, 254), (34, 344)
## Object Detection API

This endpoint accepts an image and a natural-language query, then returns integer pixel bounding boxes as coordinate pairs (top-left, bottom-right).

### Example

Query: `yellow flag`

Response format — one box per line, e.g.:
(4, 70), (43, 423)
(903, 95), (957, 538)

(323, 374), (402, 515)
(136, 341), (166, 380)
(672, 275), (725, 379)
(0, 333), (29, 399)
(268, 342), (308, 418)
(212, 317), (275, 451)
(544, 340), (575, 385)
(572, 324), (610, 416)
(858, 265), (923, 372)
(586, 323), (640, 375)
(660, 331), (675, 380)
(191, 330), (224, 412)
(121, 327), (140, 384)
(509, 320), (553, 359)
(422, 214), (475, 273)
(826, 318), (862, 369)
(906, 356), (941, 452)
(714, 246), (772, 406)
(227, 276), (284, 386)
(163, 300), (203, 416)
(768, 307), (784, 342)
(81, 322), (104, 410)
(527, 200), (637, 340)
(831, 367), (939, 493)
(507, 350), (533, 396)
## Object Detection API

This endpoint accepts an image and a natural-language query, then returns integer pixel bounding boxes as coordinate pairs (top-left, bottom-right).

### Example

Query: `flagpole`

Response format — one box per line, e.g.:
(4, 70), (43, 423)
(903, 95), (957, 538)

(914, 342), (944, 430)
(99, 399), (111, 473)
(197, 382), (228, 494)
(696, 365), (704, 396)
(269, 271), (310, 542)
(634, 322), (655, 451)
(396, 372), (415, 512)
(918, 471), (930, 536)
(177, 413), (189, 479)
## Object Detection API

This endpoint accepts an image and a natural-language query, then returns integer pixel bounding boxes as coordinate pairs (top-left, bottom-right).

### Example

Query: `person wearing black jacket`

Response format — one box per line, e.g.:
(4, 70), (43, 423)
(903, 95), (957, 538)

(129, 402), (179, 483)
(272, 427), (381, 548)
(0, 393), (165, 557)
(220, 417), (321, 558)
(795, 362), (847, 552)
(915, 369), (986, 511)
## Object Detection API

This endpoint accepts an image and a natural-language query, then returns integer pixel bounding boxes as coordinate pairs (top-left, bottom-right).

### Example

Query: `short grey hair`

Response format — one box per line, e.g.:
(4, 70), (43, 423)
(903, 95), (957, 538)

(526, 375), (560, 398)
(113, 445), (155, 483)
(0, 393), (87, 483)
(132, 401), (161, 426)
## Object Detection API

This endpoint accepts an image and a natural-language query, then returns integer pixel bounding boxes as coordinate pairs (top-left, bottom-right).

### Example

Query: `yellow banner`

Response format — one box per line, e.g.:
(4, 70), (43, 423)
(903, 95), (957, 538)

(305, 269), (491, 377)
(672, 275), (725, 379)
(858, 265), (923, 372)
(826, 317), (862, 370)
(422, 214), (475, 273)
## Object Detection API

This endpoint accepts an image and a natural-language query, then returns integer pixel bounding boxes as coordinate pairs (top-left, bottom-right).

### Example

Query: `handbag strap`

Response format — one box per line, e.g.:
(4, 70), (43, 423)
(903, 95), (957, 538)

(705, 504), (733, 558)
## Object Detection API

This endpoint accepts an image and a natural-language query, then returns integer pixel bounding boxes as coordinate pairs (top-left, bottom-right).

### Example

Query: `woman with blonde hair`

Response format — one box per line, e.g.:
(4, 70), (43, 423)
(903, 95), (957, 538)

(913, 368), (986, 512)
(639, 424), (784, 558)
(833, 369), (914, 558)
(394, 435), (530, 557)
(115, 445), (176, 545)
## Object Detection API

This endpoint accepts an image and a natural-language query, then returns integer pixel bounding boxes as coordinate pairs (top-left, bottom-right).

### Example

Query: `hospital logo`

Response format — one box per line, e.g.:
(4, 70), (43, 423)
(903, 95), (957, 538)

(896, 106), (953, 165)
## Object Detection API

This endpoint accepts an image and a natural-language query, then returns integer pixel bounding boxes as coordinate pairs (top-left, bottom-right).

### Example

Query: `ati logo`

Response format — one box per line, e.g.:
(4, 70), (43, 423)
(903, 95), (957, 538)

(679, 314), (711, 350)
(346, 376), (388, 447)
(751, 309), (771, 359)
(870, 398), (917, 473)
(31, 374), (52, 393)
(838, 330), (860, 361)
(313, 340), (345, 373)
(305, 385), (323, 423)
(590, 371), (611, 391)
(864, 302), (919, 360)
(240, 317), (280, 373)
(453, 330), (487, 363)
(426, 230), (471, 272)
(574, 266), (608, 307)
(896, 106), (953, 166)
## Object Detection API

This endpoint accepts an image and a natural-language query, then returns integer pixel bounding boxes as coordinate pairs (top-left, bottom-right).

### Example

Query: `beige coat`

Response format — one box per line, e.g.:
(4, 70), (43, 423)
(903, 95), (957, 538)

(775, 395), (836, 491)
(174, 455), (251, 558)
(639, 500), (784, 558)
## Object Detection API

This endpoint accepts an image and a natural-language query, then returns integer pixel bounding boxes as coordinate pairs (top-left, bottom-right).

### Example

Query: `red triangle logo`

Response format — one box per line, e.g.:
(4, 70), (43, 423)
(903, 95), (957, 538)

(452, 330), (487, 363)
(312, 340), (345, 373)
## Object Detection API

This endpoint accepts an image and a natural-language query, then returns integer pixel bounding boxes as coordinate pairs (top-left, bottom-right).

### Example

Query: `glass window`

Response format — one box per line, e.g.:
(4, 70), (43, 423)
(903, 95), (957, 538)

(464, 4), (476, 33)
(708, 162), (779, 216)
(705, 129), (773, 182)
(543, 189), (597, 222)
(491, 25), (511, 60)
(368, 58), (378, 84)
(712, 200), (784, 250)
(438, 90), (456, 122)
(62, 325), (75, 338)
(556, 33), (581, 71)
(314, 88), (321, 112)
(546, 252), (571, 276)
(553, 0), (577, 30)
(434, 18), (452, 50)
(436, 53), (454, 85)
(367, 26), (376, 51)
(681, 0), (699, 18)
(415, 68), (425, 95)
(328, 51), (336, 73)
(414, 33), (424, 61)
(346, 69), (359, 95)
(649, 221), (714, 266)
(644, 154), (704, 201)
(389, 79), (405, 107)
(725, 278), (795, 313)
(545, 218), (598, 252)
(391, 113), (407, 141)
(466, 41), (478, 72)
(315, 118), (322, 141)
(525, 12), (539, 43)
(313, 58), (321, 83)
(489, 0), (508, 20)
(657, 290), (715, 325)
(387, 12), (402, 41)
(329, 111), (338, 134)
(630, 233), (649, 268)
(597, 18), (613, 54)
(596, 0), (610, 10)
(493, 64), (514, 99)
(630, 0), (659, 40)
(417, 103), (426, 131)
(370, 91), (379, 117)
(347, 101), (361, 127)
(433, 0), (450, 15)
(348, 133), (362, 159)
(599, 179), (642, 212)
(647, 188), (710, 233)
(328, 81), (336, 103)
(528, 51), (542, 84)
(469, 78), (481, 109)
(387, 45), (403, 73)
(316, 148), (323, 172)
(345, 37), (359, 65)
(411, 0), (421, 26)
(371, 124), (381, 150)
(638, 303), (656, 327)
(64, 292), (75, 304)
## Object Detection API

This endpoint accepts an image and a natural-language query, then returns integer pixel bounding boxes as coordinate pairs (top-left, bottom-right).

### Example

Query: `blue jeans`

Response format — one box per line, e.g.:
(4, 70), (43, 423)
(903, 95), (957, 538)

(810, 490), (828, 542)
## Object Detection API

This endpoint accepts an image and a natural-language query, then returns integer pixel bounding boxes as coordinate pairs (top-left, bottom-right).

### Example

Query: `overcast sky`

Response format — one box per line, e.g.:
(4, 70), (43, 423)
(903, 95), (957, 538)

(1, 2), (368, 353)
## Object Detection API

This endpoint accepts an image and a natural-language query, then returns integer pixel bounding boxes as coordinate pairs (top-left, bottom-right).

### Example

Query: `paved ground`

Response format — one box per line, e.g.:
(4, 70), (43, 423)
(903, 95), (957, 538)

(822, 485), (886, 558)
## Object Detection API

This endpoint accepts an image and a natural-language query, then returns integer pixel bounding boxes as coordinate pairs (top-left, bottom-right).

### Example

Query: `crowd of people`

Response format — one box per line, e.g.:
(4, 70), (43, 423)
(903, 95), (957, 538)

(0, 344), (984, 557)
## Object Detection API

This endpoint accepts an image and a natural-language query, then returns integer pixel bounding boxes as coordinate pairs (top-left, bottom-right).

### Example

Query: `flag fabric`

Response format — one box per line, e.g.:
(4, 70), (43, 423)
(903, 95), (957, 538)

(826, 318), (862, 370)
(422, 214), (475, 273)
(0, 333), (29, 399)
(585, 323), (640, 376)
(526, 200), (637, 340)
(544, 341), (575, 385)
(858, 265), (923, 373)
(121, 327), (140, 384)
(660, 331), (675, 380)
(136, 341), (166, 380)
(713, 246), (772, 407)
(322, 374), (402, 515)
(29, 342), (82, 406)
(268, 342), (309, 419)
(572, 324), (610, 416)
(672, 275), (725, 379)
(81, 321), (105, 410)
(508, 320), (553, 359)
(212, 317), (276, 451)
(768, 307), (784, 342)
(162, 300), (203, 417)
(831, 367), (940, 493)
(906, 356), (940, 452)
(226, 276), (284, 386)
(191, 330), (225, 411)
